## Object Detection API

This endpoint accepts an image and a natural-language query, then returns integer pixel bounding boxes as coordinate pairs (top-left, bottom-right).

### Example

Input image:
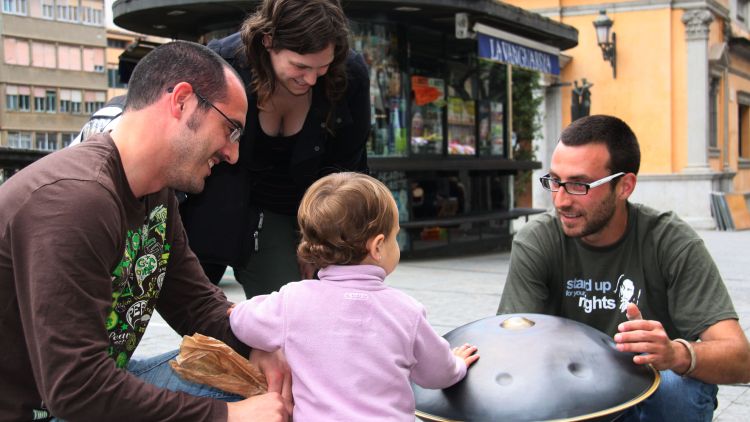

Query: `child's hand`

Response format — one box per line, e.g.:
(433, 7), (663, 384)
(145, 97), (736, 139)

(452, 343), (479, 367)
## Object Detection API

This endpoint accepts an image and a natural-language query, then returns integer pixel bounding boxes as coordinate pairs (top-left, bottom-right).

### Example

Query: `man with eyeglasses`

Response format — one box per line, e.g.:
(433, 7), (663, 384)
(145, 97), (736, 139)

(0, 41), (290, 421)
(498, 115), (750, 421)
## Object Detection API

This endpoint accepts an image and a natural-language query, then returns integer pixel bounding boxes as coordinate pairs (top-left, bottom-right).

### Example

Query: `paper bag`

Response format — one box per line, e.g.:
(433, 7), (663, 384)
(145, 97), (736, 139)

(169, 333), (267, 398)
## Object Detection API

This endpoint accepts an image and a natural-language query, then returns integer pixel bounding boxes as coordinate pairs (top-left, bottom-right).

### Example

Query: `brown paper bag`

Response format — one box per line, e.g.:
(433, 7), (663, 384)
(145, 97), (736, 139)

(169, 333), (267, 398)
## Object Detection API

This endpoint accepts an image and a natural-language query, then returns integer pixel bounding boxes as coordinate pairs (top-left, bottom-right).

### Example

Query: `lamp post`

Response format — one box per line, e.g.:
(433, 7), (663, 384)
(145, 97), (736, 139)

(593, 10), (617, 78)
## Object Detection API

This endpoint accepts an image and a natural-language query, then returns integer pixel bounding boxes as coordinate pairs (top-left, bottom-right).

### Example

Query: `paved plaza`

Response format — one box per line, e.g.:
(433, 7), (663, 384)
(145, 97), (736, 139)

(135, 228), (750, 421)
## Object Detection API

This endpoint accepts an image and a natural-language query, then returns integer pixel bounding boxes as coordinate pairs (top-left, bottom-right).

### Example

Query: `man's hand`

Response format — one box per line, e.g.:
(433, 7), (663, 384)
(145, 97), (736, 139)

(250, 349), (293, 415)
(613, 303), (690, 372)
(226, 392), (288, 422)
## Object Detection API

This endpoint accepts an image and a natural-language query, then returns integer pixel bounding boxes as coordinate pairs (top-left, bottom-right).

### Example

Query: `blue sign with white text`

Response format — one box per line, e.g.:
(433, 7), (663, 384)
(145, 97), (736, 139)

(478, 33), (560, 75)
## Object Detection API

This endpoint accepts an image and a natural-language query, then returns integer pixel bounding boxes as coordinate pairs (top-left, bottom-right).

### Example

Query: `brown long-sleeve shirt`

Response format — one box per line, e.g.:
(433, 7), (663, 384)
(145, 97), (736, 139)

(0, 135), (249, 421)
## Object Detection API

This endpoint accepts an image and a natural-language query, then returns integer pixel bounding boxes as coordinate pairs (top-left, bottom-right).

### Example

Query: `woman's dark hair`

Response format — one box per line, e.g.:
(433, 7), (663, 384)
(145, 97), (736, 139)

(124, 40), (231, 112)
(240, 0), (350, 109)
(560, 115), (641, 175)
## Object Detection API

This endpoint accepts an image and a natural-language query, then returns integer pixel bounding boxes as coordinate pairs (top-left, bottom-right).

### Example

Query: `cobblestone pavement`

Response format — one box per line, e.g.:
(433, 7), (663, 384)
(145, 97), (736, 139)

(134, 229), (750, 420)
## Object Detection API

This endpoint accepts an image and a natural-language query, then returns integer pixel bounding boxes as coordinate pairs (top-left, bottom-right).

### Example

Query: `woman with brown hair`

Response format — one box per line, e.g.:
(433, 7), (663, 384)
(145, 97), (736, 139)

(180, 0), (371, 298)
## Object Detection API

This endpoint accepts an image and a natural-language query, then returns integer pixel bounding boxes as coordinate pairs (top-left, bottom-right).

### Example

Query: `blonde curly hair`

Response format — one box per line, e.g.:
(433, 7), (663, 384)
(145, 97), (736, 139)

(297, 172), (397, 268)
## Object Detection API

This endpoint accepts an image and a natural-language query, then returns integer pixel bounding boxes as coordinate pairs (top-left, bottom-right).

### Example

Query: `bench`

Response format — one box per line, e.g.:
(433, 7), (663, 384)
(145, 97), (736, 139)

(400, 208), (546, 229)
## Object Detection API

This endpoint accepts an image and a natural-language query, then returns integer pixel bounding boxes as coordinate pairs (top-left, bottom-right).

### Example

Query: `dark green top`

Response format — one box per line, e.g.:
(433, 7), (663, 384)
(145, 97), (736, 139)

(498, 203), (737, 340)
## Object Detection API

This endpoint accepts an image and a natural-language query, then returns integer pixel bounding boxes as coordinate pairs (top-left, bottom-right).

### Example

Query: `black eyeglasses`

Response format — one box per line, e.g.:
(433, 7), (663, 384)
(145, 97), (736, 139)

(540, 172), (625, 195)
(193, 91), (243, 144)
(167, 87), (243, 144)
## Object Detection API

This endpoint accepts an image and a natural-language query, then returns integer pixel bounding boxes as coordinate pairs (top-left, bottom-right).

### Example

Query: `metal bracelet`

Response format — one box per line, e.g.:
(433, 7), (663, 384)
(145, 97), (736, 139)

(674, 338), (697, 377)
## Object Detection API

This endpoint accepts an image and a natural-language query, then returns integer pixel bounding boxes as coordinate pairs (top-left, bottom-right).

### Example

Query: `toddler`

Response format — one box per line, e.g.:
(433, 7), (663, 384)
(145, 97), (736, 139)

(229, 172), (478, 421)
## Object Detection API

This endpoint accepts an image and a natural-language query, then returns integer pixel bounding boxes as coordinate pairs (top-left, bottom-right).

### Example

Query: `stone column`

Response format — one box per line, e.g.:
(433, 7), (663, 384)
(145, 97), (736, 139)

(533, 81), (561, 211)
(681, 9), (714, 172)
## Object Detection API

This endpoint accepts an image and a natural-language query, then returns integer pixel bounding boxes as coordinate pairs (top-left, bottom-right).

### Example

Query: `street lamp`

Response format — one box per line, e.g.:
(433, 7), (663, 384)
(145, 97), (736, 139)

(593, 10), (616, 78)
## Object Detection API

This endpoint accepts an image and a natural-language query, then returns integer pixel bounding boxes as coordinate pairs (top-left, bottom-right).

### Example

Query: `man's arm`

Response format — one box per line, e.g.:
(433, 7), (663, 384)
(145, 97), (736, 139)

(615, 304), (750, 384)
(614, 219), (750, 384)
(11, 182), (223, 420)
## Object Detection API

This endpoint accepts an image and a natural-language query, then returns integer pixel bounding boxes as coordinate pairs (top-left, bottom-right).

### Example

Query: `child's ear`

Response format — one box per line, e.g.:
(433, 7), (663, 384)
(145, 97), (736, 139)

(366, 234), (386, 261)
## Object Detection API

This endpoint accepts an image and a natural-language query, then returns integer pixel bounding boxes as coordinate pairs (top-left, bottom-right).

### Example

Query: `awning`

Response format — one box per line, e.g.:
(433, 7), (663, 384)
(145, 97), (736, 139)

(475, 23), (561, 76)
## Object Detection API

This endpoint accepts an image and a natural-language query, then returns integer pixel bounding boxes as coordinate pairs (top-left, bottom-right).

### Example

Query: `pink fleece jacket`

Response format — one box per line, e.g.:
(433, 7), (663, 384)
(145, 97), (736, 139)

(229, 264), (467, 421)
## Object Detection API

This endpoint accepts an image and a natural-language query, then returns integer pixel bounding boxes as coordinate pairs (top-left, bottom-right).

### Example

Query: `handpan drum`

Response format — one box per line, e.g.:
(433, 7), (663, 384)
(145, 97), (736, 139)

(413, 314), (660, 422)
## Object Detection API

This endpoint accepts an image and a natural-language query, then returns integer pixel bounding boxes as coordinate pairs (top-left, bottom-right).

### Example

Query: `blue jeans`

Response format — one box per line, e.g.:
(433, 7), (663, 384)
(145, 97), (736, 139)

(621, 370), (718, 422)
(52, 350), (242, 421)
(127, 349), (244, 401)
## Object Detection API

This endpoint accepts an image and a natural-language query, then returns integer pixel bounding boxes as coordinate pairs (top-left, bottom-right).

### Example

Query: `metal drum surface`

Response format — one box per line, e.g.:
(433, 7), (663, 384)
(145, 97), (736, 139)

(413, 314), (660, 422)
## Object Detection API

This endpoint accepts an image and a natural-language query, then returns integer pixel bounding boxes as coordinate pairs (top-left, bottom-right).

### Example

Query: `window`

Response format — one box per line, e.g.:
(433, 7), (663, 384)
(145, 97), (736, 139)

(739, 0), (750, 23)
(33, 88), (56, 112)
(740, 104), (750, 160)
(31, 41), (56, 68)
(35, 132), (58, 151)
(108, 67), (127, 88)
(107, 39), (128, 49)
(18, 86), (30, 111)
(59, 89), (82, 113)
(61, 132), (76, 148)
(33, 87), (45, 112)
(71, 89), (82, 114)
(7, 131), (33, 149)
(5, 85), (30, 111)
(82, 47), (104, 72)
(709, 77), (719, 149)
(41, 0), (54, 19)
(56, 0), (78, 22)
(81, 0), (103, 26)
(58, 45), (81, 71)
(46, 89), (57, 112)
(5, 86), (19, 110)
(59, 88), (71, 112)
(84, 91), (105, 114)
(3, 38), (30, 66)
(3, 0), (28, 15)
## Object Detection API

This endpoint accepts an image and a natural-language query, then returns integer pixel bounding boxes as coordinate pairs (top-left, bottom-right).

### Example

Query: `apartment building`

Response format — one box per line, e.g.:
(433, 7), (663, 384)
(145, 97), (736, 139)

(1, 0), (107, 154)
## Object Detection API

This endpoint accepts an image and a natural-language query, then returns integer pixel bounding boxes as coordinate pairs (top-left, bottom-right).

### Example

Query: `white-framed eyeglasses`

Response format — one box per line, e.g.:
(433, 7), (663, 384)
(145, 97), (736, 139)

(539, 172), (625, 195)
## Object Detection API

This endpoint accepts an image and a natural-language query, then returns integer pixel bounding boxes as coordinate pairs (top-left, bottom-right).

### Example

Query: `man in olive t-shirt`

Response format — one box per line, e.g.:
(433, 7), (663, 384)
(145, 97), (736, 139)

(498, 115), (750, 422)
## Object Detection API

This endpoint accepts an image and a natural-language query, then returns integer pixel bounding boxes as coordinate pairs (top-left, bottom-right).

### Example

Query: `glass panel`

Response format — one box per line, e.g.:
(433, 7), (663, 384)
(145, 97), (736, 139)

(373, 170), (411, 251)
(447, 97), (475, 155)
(410, 75), (444, 155)
(350, 21), (406, 157)
(446, 60), (477, 155)
(477, 60), (508, 156)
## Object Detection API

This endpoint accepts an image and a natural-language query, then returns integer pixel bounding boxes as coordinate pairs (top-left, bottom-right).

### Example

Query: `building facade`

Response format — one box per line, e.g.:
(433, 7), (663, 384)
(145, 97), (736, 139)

(1, 0), (107, 159)
(508, 0), (750, 229)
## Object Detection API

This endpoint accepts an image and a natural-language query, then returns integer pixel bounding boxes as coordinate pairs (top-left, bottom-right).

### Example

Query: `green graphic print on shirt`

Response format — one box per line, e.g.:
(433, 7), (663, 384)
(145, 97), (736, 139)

(106, 204), (171, 368)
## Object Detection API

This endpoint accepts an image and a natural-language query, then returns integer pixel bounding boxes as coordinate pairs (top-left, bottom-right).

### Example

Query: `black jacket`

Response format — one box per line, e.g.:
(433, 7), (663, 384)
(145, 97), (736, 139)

(180, 33), (371, 268)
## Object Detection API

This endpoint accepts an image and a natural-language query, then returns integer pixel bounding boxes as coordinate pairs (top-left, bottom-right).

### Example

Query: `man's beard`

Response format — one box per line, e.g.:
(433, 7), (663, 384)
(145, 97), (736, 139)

(557, 189), (617, 239)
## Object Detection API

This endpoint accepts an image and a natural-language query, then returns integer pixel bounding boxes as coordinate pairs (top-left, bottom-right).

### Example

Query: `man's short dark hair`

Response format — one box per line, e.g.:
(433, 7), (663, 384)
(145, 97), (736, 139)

(125, 40), (232, 111)
(560, 114), (641, 175)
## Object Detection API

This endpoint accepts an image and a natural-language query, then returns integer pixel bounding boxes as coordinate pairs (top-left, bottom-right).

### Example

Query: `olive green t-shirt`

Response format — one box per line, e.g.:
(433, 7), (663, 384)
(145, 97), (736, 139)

(498, 203), (737, 340)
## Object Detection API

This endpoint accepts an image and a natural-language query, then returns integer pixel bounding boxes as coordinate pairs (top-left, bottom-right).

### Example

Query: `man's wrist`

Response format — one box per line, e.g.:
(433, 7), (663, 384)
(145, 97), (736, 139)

(673, 338), (697, 377)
